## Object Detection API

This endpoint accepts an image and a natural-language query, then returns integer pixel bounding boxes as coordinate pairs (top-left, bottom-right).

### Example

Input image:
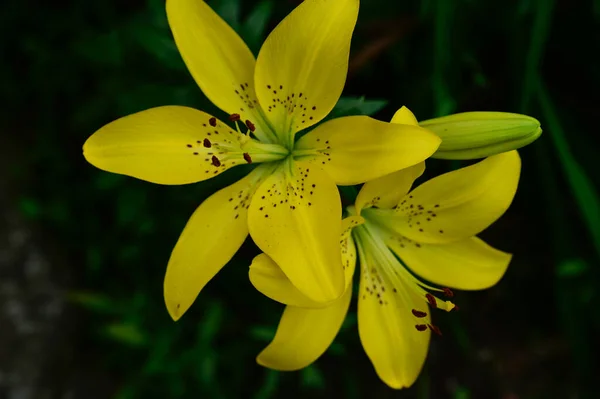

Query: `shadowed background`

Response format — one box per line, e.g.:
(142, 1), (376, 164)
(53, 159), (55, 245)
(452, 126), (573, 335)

(1, 0), (599, 398)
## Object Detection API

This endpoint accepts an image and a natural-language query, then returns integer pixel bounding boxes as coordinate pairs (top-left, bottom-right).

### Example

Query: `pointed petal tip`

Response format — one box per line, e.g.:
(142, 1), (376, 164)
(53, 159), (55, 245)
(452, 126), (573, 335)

(166, 303), (183, 322)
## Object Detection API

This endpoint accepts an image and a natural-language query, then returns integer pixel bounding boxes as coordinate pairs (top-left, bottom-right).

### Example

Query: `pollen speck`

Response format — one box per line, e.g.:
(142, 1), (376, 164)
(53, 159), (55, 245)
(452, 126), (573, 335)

(209, 117), (217, 127)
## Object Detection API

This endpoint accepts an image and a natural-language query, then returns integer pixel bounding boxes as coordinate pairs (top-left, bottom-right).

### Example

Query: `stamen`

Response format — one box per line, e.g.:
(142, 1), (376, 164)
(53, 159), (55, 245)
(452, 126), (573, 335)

(245, 120), (256, 132)
(411, 309), (427, 318)
(243, 153), (252, 164)
(415, 324), (428, 332)
(442, 287), (454, 298)
(209, 117), (217, 127)
(452, 305), (460, 312)
(229, 113), (241, 122)
(203, 138), (212, 148)
(428, 324), (442, 336)
(425, 293), (437, 308)
(211, 155), (221, 167)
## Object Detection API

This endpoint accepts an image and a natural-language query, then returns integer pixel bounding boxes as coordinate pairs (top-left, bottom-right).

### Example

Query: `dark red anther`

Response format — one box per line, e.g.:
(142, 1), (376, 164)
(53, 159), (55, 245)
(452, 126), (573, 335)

(442, 287), (454, 298)
(209, 117), (217, 127)
(412, 309), (427, 318)
(211, 155), (221, 167)
(229, 113), (241, 122)
(425, 293), (437, 308)
(203, 138), (212, 148)
(415, 324), (428, 332)
(245, 120), (256, 132)
(428, 324), (442, 336)
(452, 305), (460, 312)
(243, 153), (252, 164)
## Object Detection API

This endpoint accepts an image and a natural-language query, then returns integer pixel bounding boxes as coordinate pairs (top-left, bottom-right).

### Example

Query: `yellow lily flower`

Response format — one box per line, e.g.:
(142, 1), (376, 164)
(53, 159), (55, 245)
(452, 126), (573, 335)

(249, 145), (521, 387)
(82, 0), (441, 319)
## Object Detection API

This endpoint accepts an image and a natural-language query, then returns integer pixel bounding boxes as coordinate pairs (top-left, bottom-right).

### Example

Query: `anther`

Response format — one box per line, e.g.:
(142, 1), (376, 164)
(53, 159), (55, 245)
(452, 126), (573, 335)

(425, 293), (437, 308)
(245, 120), (256, 132)
(243, 153), (252, 164)
(415, 324), (428, 332)
(452, 305), (460, 312)
(442, 287), (454, 298)
(428, 324), (442, 336)
(209, 117), (217, 127)
(211, 155), (221, 167)
(412, 309), (427, 318)
(229, 113), (241, 122)
(203, 138), (212, 148)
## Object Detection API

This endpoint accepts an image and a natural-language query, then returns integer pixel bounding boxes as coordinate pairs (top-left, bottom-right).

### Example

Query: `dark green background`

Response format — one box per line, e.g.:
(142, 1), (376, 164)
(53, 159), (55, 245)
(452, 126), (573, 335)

(2, 0), (599, 397)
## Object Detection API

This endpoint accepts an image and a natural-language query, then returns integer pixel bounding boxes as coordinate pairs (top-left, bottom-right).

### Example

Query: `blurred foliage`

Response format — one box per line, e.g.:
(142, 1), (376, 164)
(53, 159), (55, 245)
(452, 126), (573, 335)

(2, 0), (599, 398)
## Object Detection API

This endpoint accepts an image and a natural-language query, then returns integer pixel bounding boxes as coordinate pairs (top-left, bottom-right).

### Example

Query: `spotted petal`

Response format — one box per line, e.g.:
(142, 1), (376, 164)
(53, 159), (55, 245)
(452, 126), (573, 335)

(164, 164), (273, 320)
(166, 0), (275, 143)
(295, 116), (440, 185)
(356, 162), (425, 213)
(368, 151), (521, 244)
(254, 0), (359, 144)
(356, 238), (431, 389)
(248, 159), (344, 303)
(83, 106), (282, 185)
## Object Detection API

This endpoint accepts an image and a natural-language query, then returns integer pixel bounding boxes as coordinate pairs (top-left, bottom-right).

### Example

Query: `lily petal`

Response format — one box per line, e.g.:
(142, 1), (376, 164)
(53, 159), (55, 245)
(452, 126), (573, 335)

(387, 236), (512, 290)
(391, 106), (419, 125)
(356, 162), (425, 213)
(295, 116), (440, 185)
(356, 240), (431, 389)
(84, 106), (269, 185)
(254, 0), (359, 143)
(340, 216), (362, 281)
(166, 0), (275, 142)
(250, 215), (363, 307)
(248, 160), (344, 303)
(257, 287), (352, 371)
(164, 164), (272, 320)
(369, 151), (521, 244)
(249, 253), (321, 308)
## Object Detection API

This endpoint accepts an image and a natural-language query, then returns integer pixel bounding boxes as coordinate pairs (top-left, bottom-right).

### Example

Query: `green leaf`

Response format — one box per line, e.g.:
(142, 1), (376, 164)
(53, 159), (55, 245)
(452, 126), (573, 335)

(212, 0), (241, 31)
(103, 322), (148, 347)
(67, 291), (121, 314)
(326, 96), (388, 121)
(242, 0), (274, 54)
(249, 325), (276, 342)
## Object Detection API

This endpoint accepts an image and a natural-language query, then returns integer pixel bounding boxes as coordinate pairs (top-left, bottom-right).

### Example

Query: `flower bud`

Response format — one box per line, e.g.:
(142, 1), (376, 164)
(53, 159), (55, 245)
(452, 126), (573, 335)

(419, 112), (542, 160)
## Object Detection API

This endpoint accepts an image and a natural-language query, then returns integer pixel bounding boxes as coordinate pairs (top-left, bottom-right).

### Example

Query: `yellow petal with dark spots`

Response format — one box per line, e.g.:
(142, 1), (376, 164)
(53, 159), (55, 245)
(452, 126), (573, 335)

(164, 164), (274, 320)
(254, 0), (359, 143)
(166, 0), (275, 143)
(367, 151), (521, 244)
(84, 106), (250, 185)
(248, 159), (344, 303)
(295, 116), (440, 185)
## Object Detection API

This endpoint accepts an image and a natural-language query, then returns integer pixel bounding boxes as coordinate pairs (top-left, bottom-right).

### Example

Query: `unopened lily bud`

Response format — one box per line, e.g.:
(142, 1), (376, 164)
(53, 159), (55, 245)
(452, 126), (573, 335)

(419, 112), (542, 160)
